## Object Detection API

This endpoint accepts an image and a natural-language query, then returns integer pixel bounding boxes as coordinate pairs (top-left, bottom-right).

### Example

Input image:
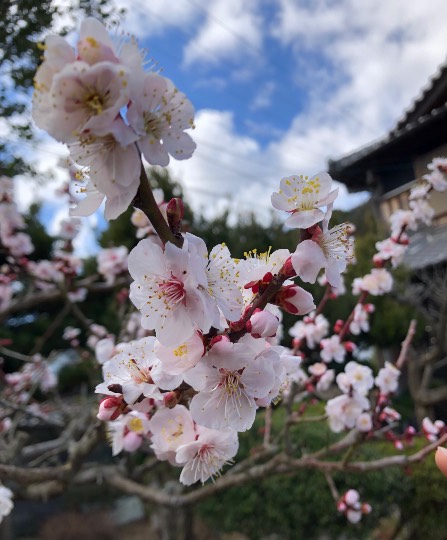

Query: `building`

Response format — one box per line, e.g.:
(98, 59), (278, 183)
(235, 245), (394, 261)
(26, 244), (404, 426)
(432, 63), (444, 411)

(328, 59), (447, 235)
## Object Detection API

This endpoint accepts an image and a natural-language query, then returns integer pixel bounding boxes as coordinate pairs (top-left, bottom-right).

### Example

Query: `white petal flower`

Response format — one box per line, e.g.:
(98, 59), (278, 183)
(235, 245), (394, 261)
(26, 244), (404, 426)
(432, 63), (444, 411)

(0, 485), (13, 524)
(271, 172), (338, 229)
(176, 426), (238, 485)
(128, 237), (220, 346)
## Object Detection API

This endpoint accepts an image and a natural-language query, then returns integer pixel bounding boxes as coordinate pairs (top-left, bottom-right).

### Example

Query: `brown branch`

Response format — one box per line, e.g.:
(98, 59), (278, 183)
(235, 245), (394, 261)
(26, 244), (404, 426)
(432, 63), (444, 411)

(132, 163), (182, 248)
(395, 319), (417, 370)
(29, 302), (71, 355)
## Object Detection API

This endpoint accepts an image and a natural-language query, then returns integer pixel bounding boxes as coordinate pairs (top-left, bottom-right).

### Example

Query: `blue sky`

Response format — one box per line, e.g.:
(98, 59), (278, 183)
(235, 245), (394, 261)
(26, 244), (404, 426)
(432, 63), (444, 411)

(8, 0), (447, 253)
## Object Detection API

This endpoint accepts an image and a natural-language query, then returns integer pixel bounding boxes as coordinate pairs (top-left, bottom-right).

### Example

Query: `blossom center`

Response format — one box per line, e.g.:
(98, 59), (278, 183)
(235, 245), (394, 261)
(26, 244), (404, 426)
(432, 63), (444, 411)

(158, 277), (186, 307)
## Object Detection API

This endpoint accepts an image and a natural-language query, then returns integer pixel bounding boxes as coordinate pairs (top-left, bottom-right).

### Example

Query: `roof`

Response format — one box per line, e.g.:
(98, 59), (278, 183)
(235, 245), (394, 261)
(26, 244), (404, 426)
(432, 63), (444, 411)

(328, 57), (447, 191)
(328, 102), (447, 190)
(404, 224), (447, 270)
(394, 57), (447, 132)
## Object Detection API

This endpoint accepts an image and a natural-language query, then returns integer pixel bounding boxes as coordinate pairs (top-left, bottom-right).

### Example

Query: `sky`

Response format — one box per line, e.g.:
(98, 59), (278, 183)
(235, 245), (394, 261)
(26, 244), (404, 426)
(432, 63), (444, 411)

(9, 0), (447, 253)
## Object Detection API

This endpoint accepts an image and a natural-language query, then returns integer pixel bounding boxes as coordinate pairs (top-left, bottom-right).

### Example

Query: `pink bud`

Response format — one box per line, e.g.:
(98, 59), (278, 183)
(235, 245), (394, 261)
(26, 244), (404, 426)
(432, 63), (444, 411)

(97, 396), (123, 421)
(248, 310), (279, 338)
(344, 341), (356, 353)
(281, 257), (296, 278)
(123, 431), (142, 453)
(333, 319), (344, 333)
(166, 198), (184, 233)
(273, 285), (315, 315)
(163, 391), (179, 409)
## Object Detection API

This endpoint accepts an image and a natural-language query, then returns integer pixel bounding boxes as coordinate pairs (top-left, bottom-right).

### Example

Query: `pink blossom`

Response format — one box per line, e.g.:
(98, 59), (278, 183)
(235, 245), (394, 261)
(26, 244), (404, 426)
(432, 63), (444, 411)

(176, 426), (239, 485)
(271, 172), (338, 229)
(320, 335), (346, 364)
(129, 237), (220, 346)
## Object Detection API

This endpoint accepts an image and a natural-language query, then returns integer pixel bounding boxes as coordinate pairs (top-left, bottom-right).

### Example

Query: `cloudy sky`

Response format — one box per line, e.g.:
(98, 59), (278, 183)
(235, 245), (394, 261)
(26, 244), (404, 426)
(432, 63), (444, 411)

(12, 0), (447, 251)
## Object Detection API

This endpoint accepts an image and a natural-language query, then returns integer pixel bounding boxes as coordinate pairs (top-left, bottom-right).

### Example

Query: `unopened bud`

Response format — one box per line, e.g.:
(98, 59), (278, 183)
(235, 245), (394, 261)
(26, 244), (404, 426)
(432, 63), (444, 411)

(166, 198), (184, 233)
(123, 431), (142, 452)
(280, 257), (296, 278)
(97, 396), (123, 421)
(163, 391), (179, 409)
(247, 310), (279, 338)
(272, 285), (315, 315)
(333, 319), (344, 333)
(344, 341), (356, 353)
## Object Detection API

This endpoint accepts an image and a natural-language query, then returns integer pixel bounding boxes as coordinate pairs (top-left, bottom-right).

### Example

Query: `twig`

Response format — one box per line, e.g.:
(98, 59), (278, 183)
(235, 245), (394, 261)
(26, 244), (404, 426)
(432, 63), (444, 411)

(396, 319), (417, 370)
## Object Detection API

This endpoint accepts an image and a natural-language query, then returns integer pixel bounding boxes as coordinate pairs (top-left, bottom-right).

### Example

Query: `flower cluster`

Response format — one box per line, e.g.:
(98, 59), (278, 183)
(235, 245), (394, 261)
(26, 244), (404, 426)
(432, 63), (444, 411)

(33, 18), (196, 220)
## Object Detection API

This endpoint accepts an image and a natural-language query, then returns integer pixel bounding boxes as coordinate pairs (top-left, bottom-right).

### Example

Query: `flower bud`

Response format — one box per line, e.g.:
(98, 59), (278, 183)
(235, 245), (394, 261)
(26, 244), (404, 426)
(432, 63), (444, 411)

(280, 257), (296, 278)
(163, 391), (179, 409)
(166, 197), (185, 233)
(97, 396), (123, 421)
(333, 319), (344, 333)
(123, 431), (142, 453)
(344, 341), (356, 353)
(272, 285), (315, 315)
(247, 310), (279, 338)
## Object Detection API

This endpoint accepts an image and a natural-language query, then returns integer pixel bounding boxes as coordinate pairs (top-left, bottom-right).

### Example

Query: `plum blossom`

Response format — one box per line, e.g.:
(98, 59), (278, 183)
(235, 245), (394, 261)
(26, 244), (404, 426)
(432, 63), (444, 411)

(422, 417), (446, 442)
(148, 405), (196, 464)
(375, 362), (400, 395)
(186, 339), (276, 432)
(352, 268), (393, 296)
(0, 485), (13, 524)
(289, 312), (329, 349)
(155, 332), (204, 375)
(320, 335), (346, 364)
(128, 237), (220, 346)
(96, 337), (162, 404)
(291, 207), (350, 289)
(349, 304), (373, 335)
(176, 426), (239, 485)
(271, 172), (338, 229)
(247, 309), (279, 338)
(128, 73), (196, 167)
(326, 393), (370, 432)
(336, 362), (374, 396)
(108, 411), (151, 455)
(374, 238), (406, 267)
(337, 489), (371, 524)
(97, 246), (128, 283)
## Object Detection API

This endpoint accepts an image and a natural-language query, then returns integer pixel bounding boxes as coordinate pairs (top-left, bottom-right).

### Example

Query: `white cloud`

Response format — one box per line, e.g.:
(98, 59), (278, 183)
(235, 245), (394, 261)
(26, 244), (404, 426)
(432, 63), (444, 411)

(113, 0), (198, 38)
(250, 81), (276, 111)
(183, 0), (264, 66)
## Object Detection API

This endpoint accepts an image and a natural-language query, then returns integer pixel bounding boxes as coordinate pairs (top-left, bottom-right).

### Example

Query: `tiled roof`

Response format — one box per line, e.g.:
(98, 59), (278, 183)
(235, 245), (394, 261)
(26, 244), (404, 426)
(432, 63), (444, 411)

(404, 224), (447, 270)
(394, 58), (447, 132)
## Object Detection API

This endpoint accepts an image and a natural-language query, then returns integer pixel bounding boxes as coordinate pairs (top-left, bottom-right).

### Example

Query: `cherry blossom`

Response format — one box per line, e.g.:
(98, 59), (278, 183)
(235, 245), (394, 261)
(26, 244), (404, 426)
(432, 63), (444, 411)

(108, 411), (151, 455)
(320, 335), (346, 364)
(97, 246), (128, 284)
(375, 362), (400, 395)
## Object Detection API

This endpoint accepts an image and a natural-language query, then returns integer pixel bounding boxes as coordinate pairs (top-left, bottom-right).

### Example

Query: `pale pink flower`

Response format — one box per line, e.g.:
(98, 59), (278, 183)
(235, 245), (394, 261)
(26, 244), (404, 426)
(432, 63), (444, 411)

(338, 489), (371, 523)
(148, 405), (196, 464)
(349, 304), (370, 335)
(58, 218), (81, 240)
(389, 209), (417, 237)
(374, 238), (406, 267)
(247, 309), (279, 338)
(108, 411), (151, 455)
(97, 246), (128, 284)
(154, 332), (204, 376)
(422, 417), (446, 442)
(352, 269), (393, 296)
(176, 426), (239, 485)
(316, 369), (335, 392)
(67, 287), (87, 302)
(409, 198), (434, 225)
(128, 73), (196, 167)
(320, 335), (346, 364)
(95, 337), (116, 365)
(28, 260), (64, 290)
(271, 172), (338, 229)
(292, 209), (350, 289)
(0, 485), (13, 524)
(186, 340), (276, 432)
(128, 237), (220, 346)
(3, 232), (34, 258)
(326, 393), (370, 432)
(356, 412), (372, 432)
(96, 337), (162, 404)
(336, 362), (374, 396)
(375, 362), (400, 394)
(289, 313), (329, 349)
